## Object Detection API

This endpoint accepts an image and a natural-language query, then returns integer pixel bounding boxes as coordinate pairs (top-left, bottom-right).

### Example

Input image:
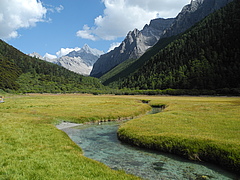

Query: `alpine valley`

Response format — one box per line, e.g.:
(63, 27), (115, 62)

(0, 0), (239, 95)
(1, 1), (240, 180)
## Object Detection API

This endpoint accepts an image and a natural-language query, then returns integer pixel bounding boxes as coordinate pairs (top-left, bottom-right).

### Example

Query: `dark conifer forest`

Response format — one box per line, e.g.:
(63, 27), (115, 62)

(0, 40), (103, 93)
(110, 0), (240, 92)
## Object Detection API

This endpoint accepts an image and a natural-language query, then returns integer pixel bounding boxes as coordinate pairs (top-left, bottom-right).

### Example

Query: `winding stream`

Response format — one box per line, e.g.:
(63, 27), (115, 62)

(60, 108), (239, 180)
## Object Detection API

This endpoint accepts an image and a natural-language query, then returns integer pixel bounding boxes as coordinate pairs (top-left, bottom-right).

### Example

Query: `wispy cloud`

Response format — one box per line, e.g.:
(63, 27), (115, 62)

(55, 5), (64, 13)
(44, 4), (64, 13)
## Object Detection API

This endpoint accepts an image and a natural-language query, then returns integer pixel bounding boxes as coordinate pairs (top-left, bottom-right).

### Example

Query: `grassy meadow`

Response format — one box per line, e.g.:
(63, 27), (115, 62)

(0, 94), (239, 179)
(118, 96), (240, 174)
(0, 94), (150, 180)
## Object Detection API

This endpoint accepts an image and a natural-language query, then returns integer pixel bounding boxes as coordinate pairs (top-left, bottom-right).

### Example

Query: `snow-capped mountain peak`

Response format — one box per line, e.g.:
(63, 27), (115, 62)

(28, 52), (43, 59)
(67, 44), (104, 58)
(82, 44), (91, 52)
(81, 44), (104, 56)
(29, 44), (103, 76)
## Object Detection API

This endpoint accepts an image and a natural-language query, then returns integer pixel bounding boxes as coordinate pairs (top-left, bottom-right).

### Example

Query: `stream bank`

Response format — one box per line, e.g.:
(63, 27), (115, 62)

(61, 121), (238, 180)
(56, 102), (237, 180)
(58, 106), (238, 179)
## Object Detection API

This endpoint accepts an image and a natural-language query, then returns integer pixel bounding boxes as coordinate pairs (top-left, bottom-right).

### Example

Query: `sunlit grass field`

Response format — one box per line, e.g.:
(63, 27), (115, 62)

(118, 96), (240, 173)
(0, 94), (150, 180)
(0, 94), (239, 179)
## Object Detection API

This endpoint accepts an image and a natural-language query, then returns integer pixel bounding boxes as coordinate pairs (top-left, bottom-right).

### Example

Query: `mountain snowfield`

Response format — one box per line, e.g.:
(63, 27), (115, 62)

(29, 44), (104, 76)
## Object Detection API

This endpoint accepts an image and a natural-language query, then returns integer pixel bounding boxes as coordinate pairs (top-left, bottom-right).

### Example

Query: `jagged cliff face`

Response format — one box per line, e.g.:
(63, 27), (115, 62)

(162, 0), (233, 37)
(54, 56), (93, 76)
(90, 18), (175, 78)
(90, 0), (233, 78)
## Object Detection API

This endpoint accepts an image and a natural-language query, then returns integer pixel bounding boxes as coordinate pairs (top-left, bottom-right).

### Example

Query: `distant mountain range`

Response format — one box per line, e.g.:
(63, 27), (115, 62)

(91, 0), (233, 78)
(29, 0), (233, 79)
(29, 44), (104, 76)
(1, 0), (239, 95)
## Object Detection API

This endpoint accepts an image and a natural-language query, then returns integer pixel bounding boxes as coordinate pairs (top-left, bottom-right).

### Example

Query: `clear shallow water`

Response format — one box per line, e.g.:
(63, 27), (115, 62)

(62, 120), (239, 180)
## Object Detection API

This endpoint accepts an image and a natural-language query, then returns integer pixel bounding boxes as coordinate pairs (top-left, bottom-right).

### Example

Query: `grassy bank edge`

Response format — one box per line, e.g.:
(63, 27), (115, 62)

(117, 131), (239, 174)
(117, 100), (240, 175)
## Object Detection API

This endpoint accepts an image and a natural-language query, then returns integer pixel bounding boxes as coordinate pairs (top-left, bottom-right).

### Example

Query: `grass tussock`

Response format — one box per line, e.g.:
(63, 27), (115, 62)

(118, 96), (240, 174)
(0, 94), (147, 179)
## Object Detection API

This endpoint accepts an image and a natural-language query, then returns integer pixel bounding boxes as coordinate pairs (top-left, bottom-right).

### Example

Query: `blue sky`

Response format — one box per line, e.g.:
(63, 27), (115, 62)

(1, 0), (190, 58)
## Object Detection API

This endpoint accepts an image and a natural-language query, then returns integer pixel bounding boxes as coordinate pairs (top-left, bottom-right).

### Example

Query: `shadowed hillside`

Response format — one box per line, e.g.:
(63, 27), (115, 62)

(0, 40), (103, 93)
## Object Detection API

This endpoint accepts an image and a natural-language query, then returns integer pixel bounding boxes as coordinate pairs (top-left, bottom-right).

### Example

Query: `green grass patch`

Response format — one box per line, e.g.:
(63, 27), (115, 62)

(0, 94), (150, 179)
(1, 94), (239, 178)
(118, 96), (240, 174)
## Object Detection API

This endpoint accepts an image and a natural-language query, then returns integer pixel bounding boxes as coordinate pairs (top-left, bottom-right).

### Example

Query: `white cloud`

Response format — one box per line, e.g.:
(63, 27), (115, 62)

(76, 25), (97, 41)
(108, 42), (121, 52)
(0, 0), (47, 39)
(126, 0), (190, 17)
(44, 47), (81, 60)
(76, 0), (190, 41)
(56, 47), (81, 57)
(43, 53), (57, 60)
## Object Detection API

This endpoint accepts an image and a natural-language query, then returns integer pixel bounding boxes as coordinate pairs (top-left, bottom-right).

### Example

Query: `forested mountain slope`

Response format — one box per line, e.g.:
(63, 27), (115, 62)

(0, 40), (103, 93)
(112, 0), (240, 90)
(100, 0), (233, 86)
(100, 36), (176, 86)
(93, 0), (232, 80)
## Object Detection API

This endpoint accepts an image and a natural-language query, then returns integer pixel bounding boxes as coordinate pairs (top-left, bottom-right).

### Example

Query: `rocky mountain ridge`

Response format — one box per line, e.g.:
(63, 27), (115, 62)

(90, 18), (174, 78)
(29, 44), (104, 76)
(162, 0), (233, 37)
(90, 0), (233, 78)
